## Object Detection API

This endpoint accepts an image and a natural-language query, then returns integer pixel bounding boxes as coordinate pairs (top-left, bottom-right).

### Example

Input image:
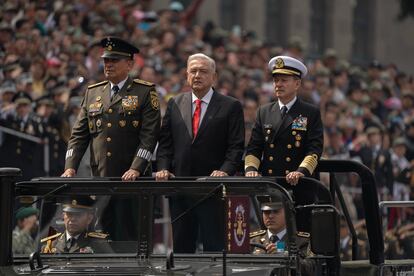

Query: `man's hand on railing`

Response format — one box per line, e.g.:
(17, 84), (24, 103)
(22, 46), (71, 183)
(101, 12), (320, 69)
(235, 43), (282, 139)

(61, 168), (76, 177)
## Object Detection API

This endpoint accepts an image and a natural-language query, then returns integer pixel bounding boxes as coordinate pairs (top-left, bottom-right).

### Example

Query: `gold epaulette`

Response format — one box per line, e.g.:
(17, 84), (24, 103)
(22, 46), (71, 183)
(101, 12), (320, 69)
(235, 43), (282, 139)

(249, 229), (266, 238)
(40, 232), (62, 243)
(297, 231), (310, 238)
(88, 80), (109, 89)
(133, 79), (154, 86)
(299, 154), (319, 175)
(87, 232), (109, 239)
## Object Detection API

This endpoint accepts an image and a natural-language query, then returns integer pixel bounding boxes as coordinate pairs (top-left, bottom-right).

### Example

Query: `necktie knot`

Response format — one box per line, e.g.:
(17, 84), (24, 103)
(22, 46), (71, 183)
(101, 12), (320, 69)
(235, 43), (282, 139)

(270, 234), (279, 243)
(195, 99), (202, 107)
(281, 106), (288, 118)
(112, 85), (120, 93)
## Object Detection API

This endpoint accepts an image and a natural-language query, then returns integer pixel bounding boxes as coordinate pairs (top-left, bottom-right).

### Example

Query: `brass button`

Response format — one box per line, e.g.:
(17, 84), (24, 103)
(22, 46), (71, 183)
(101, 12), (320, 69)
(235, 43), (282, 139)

(128, 111), (132, 115)
(287, 144), (292, 149)
(292, 131), (297, 135)
(270, 144), (275, 148)
(108, 108), (113, 114)
(54, 152), (59, 158)
(268, 169), (273, 174)
(106, 152), (112, 157)
(16, 148), (21, 154)
(54, 144), (59, 150)
(286, 157), (291, 162)
(269, 156), (274, 161)
(285, 170), (290, 175)
(107, 123), (112, 128)
(106, 137), (112, 142)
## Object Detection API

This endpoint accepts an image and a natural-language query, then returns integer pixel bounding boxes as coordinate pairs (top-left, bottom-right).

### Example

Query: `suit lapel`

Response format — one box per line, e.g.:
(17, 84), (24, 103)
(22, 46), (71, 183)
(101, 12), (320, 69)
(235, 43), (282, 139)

(194, 91), (221, 141)
(179, 92), (193, 140)
(110, 78), (133, 107)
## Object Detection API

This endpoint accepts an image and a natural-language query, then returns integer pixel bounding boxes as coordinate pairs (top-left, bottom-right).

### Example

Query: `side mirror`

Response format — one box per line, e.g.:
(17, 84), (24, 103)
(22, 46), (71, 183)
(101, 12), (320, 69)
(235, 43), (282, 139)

(310, 207), (339, 256)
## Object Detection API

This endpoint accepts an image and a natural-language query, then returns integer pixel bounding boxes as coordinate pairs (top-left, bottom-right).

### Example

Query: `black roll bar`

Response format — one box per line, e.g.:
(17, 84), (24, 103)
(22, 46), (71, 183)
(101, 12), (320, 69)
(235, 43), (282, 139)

(317, 159), (384, 265)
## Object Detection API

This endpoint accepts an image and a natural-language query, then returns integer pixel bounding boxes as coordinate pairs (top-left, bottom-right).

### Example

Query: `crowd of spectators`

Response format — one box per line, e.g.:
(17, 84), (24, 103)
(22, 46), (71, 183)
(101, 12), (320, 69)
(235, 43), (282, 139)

(1, 0), (414, 259)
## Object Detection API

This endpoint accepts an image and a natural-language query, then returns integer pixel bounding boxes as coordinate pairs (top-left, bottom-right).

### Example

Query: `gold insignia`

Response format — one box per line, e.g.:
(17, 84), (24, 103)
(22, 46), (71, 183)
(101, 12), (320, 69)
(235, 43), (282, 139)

(107, 45), (112, 51)
(96, 119), (102, 127)
(150, 90), (159, 110)
(295, 135), (302, 141)
(245, 155), (261, 170)
(88, 80), (108, 89)
(40, 232), (62, 243)
(119, 120), (126, 127)
(87, 232), (109, 239)
(132, 120), (139, 128)
(275, 57), (284, 69)
(133, 79), (154, 86)
(299, 154), (319, 175)
(96, 96), (101, 101)
(297, 231), (310, 238)
(292, 131), (297, 135)
(72, 200), (77, 205)
(89, 121), (93, 129)
(249, 229), (266, 238)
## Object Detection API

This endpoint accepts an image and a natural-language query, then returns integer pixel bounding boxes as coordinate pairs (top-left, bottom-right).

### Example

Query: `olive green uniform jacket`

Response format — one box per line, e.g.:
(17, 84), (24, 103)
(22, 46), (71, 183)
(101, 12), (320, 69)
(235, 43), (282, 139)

(64, 78), (160, 176)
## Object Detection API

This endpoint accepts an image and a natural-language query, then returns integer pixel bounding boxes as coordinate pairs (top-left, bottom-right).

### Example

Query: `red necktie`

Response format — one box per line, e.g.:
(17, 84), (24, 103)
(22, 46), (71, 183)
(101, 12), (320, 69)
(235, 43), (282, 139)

(192, 99), (202, 138)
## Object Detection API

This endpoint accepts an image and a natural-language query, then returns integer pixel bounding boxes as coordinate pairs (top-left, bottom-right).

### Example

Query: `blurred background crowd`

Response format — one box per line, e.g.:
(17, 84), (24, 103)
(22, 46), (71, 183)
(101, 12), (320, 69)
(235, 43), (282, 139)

(1, 0), (414, 260)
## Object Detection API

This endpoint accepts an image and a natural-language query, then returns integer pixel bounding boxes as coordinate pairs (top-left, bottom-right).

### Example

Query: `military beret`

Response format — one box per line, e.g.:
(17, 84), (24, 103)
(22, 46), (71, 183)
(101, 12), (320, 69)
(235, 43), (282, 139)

(100, 37), (139, 59)
(268, 56), (307, 78)
(12, 91), (32, 105)
(16, 207), (39, 220)
(61, 196), (95, 213)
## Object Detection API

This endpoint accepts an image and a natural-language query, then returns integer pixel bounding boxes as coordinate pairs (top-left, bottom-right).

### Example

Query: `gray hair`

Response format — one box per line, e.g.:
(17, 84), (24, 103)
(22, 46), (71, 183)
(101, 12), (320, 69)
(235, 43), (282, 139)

(187, 53), (216, 72)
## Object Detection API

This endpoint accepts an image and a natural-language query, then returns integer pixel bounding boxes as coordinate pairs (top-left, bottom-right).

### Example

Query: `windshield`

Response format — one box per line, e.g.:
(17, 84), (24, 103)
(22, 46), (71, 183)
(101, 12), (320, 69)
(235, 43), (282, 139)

(12, 179), (294, 257)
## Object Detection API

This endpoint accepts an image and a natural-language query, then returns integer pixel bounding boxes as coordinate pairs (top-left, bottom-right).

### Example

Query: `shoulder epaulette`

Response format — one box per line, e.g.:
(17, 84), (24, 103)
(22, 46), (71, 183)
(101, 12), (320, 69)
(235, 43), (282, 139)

(297, 231), (310, 238)
(133, 79), (154, 86)
(88, 80), (109, 89)
(249, 229), (267, 238)
(87, 232), (109, 239)
(41, 232), (62, 243)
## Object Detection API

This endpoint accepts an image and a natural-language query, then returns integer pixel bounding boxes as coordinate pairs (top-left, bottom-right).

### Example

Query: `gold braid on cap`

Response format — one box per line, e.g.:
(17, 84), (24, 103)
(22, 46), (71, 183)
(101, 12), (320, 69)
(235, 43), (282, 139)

(299, 154), (319, 175)
(245, 155), (261, 170)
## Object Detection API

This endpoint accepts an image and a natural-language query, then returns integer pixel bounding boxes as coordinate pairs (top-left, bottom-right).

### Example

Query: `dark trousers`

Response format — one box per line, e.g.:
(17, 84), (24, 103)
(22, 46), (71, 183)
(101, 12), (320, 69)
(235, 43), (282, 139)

(169, 195), (224, 253)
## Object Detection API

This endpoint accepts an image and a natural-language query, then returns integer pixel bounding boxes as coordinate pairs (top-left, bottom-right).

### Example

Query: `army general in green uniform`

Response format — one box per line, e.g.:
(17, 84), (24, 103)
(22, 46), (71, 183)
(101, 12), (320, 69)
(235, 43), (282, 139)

(62, 37), (160, 180)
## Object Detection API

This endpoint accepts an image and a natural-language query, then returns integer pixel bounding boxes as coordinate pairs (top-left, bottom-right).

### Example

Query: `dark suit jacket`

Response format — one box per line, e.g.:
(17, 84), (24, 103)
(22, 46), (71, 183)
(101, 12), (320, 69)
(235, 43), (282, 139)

(246, 98), (323, 177)
(157, 90), (245, 176)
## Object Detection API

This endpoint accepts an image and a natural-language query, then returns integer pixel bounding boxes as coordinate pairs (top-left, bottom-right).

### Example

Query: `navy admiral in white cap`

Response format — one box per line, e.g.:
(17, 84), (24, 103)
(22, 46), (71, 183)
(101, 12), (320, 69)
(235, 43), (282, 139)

(244, 56), (323, 231)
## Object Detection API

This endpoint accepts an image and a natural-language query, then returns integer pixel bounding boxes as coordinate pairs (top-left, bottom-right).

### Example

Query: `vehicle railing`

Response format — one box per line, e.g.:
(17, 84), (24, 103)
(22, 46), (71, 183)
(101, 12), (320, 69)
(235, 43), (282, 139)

(0, 125), (50, 176)
(316, 159), (384, 266)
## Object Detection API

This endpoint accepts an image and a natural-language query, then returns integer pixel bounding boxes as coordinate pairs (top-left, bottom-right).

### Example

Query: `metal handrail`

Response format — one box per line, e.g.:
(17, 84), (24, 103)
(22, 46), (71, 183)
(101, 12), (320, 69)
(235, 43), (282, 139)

(0, 125), (49, 176)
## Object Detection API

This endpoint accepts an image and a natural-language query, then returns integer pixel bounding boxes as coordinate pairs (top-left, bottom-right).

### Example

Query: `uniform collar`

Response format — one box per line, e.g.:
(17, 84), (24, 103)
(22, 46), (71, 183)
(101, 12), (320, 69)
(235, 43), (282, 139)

(65, 231), (81, 241)
(267, 228), (287, 241)
(110, 77), (128, 91)
(278, 96), (297, 111)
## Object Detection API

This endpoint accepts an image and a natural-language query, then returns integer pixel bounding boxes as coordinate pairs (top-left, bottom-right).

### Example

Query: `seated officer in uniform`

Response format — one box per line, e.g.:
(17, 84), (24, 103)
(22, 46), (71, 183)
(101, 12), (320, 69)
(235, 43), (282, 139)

(250, 196), (315, 275)
(41, 196), (109, 254)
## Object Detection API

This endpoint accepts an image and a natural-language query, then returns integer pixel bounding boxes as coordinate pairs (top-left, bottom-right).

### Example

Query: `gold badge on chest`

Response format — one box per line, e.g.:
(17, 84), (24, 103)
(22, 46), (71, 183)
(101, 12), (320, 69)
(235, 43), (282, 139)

(119, 120), (126, 127)
(89, 102), (102, 113)
(122, 95), (138, 111)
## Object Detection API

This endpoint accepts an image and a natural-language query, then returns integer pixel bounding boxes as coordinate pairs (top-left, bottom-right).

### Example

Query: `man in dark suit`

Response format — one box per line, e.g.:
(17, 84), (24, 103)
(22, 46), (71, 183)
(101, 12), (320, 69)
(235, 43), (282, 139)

(245, 56), (324, 231)
(156, 53), (245, 253)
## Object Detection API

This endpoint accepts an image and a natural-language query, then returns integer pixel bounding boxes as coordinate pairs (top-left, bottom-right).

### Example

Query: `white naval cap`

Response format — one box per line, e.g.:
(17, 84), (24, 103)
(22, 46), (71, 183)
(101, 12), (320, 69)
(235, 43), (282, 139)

(268, 55), (308, 78)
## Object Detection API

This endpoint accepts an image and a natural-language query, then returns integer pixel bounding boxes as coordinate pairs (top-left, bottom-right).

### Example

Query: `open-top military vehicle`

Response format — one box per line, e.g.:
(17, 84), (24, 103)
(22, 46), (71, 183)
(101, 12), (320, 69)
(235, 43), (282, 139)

(0, 160), (413, 275)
